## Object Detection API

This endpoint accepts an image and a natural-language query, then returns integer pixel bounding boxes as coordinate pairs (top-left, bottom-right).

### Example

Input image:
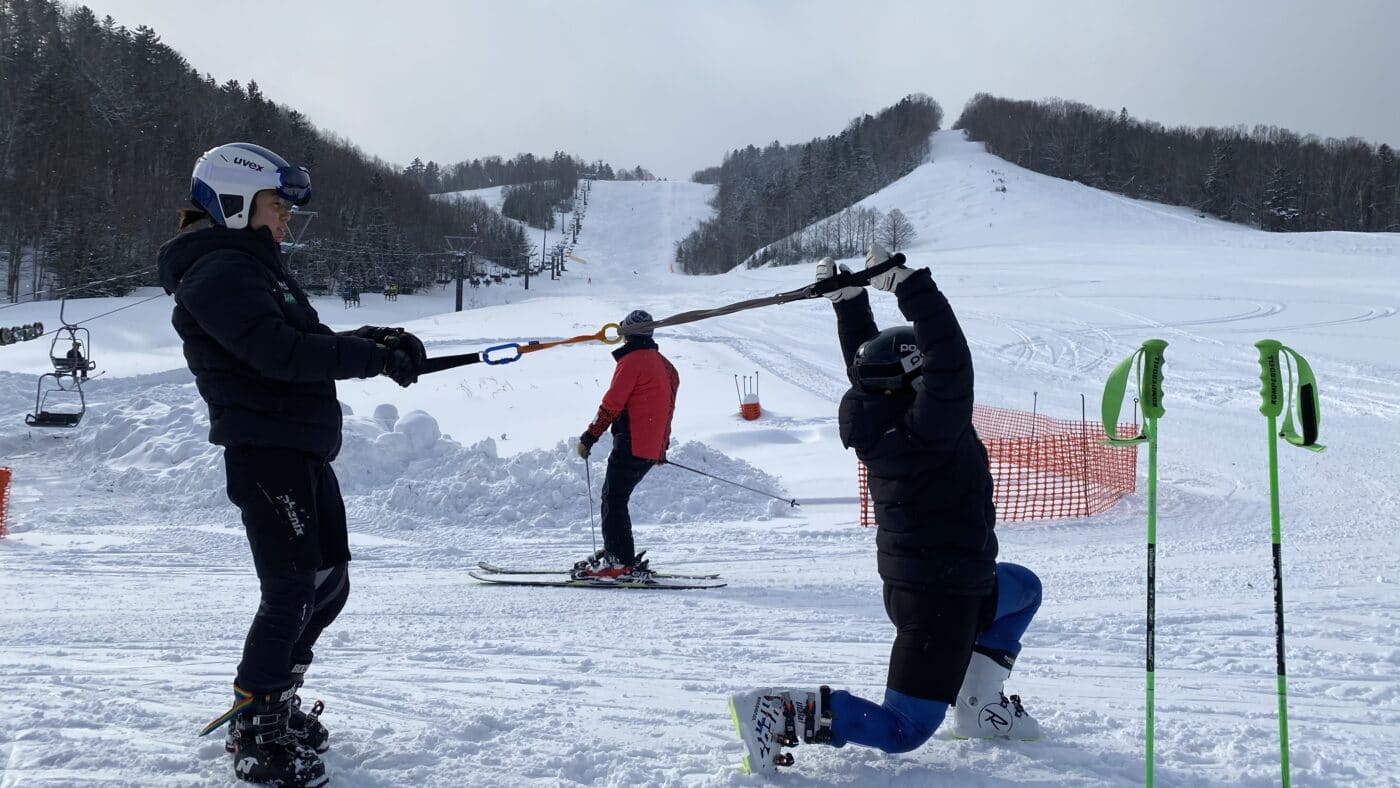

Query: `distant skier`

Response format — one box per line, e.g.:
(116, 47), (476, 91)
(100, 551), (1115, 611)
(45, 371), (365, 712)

(158, 142), (425, 787)
(572, 309), (679, 581)
(730, 245), (1042, 772)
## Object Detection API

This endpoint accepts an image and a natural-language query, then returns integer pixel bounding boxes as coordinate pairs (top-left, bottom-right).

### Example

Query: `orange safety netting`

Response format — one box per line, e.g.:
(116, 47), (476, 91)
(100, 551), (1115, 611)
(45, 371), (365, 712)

(860, 405), (1139, 526)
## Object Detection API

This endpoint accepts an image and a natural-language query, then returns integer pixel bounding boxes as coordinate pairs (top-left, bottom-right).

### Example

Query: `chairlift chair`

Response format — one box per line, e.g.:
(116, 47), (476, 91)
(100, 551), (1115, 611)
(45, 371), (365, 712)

(26, 300), (93, 428)
(26, 371), (86, 428)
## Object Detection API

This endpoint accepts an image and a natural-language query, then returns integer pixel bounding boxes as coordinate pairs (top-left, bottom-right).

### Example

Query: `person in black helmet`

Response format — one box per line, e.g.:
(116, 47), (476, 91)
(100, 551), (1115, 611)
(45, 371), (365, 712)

(158, 142), (425, 788)
(729, 245), (1043, 774)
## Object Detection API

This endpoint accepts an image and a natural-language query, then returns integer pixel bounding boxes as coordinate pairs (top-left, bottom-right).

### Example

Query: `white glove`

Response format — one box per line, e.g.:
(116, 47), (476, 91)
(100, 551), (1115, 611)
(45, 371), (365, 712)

(866, 243), (914, 292)
(816, 257), (863, 303)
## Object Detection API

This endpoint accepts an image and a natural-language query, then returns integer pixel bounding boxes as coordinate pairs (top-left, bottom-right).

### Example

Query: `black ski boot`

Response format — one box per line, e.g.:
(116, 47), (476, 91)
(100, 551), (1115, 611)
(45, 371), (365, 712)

(229, 687), (328, 787)
(227, 667), (329, 755)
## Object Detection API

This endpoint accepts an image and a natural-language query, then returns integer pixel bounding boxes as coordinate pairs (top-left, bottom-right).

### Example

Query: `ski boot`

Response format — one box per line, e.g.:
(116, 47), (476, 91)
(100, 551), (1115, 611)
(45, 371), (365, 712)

(226, 686), (329, 787)
(571, 550), (652, 582)
(951, 648), (1042, 740)
(227, 666), (329, 755)
(728, 686), (833, 774)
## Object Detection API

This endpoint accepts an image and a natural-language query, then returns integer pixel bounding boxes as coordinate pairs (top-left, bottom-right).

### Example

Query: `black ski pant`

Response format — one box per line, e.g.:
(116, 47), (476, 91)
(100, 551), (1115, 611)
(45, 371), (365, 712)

(883, 580), (998, 703)
(224, 446), (352, 694)
(599, 449), (655, 564)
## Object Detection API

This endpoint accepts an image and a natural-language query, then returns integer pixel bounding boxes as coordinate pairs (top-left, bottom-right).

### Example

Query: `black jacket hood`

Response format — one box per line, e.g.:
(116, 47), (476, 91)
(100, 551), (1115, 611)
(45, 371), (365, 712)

(158, 224), (281, 293)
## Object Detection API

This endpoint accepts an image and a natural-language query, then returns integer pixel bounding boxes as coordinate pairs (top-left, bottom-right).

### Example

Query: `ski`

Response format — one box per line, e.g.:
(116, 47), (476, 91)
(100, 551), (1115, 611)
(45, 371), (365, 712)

(468, 570), (726, 590)
(476, 560), (721, 581)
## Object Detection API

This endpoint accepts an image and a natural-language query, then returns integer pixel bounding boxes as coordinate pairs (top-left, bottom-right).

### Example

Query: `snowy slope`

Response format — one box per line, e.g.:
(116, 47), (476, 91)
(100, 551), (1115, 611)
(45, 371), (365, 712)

(1, 132), (1398, 787)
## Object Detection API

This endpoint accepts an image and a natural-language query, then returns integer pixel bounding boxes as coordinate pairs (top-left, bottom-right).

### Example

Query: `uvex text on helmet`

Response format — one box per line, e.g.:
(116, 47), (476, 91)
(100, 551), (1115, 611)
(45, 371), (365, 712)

(852, 326), (923, 392)
(189, 142), (312, 230)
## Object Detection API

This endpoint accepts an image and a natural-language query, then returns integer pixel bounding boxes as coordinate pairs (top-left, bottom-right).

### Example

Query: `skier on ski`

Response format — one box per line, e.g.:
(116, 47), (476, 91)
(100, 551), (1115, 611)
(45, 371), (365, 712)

(572, 309), (680, 581)
(158, 142), (426, 787)
(730, 245), (1043, 772)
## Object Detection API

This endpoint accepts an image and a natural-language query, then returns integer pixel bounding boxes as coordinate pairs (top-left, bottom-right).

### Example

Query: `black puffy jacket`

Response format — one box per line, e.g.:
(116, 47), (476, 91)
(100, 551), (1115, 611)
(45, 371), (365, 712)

(157, 224), (387, 460)
(835, 268), (997, 595)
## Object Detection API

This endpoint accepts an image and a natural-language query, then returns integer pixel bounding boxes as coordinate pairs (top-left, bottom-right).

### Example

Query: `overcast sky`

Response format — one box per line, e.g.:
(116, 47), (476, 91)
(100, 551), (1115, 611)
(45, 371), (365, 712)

(73, 0), (1400, 180)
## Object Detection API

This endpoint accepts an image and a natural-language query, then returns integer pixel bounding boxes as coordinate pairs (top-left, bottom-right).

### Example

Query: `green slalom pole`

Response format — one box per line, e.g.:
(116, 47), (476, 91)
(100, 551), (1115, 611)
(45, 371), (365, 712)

(1254, 340), (1325, 788)
(1101, 339), (1168, 788)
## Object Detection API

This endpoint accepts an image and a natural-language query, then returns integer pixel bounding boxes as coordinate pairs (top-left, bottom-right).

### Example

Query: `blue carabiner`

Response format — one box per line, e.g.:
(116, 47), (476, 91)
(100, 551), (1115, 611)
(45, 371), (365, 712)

(482, 342), (522, 365)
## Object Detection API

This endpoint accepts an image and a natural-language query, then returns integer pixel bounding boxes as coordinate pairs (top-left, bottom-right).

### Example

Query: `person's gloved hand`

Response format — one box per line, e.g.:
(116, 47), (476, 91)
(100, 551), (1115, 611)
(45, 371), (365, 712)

(575, 436), (592, 459)
(383, 330), (427, 367)
(382, 348), (420, 387)
(815, 257), (863, 302)
(866, 243), (915, 292)
(351, 325), (402, 343)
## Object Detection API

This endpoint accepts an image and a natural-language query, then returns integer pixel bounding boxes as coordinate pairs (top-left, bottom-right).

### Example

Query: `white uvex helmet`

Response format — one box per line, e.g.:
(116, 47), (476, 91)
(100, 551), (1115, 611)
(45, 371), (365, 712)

(189, 142), (311, 229)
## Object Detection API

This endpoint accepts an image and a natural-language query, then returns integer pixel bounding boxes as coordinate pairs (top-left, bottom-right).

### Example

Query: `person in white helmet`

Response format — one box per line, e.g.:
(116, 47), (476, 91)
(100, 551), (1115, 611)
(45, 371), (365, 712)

(158, 142), (424, 787)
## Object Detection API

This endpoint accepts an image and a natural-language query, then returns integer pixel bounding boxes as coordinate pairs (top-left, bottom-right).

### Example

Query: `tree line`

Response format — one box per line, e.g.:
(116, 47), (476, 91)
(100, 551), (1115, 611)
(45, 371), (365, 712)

(0, 0), (533, 301)
(674, 94), (943, 274)
(743, 206), (918, 268)
(955, 94), (1400, 232)
(405, 152), (654, 195)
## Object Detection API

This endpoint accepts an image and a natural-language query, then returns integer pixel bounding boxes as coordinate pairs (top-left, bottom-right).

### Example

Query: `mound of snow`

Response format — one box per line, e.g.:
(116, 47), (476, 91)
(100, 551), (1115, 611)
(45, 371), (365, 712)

(62, 391), (784, 529)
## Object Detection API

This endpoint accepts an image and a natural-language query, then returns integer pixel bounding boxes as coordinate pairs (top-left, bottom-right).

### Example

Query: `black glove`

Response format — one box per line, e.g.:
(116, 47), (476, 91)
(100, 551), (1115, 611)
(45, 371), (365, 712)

(383, 330), (427, 367)
(350, 325), (402, 343)
(576, 431), (597, 459)
(383, 348), (420, 387)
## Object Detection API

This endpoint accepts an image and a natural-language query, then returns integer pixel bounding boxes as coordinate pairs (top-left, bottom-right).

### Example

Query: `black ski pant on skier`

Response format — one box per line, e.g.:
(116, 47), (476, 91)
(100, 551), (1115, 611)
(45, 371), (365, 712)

(600, 440), (656, 565)
(224, 446), (351, 695)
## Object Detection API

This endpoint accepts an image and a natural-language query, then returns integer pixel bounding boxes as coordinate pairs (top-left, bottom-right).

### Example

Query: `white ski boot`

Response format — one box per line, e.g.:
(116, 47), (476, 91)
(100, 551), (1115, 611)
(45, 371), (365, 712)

(728, 687), (832, 774)
(951, 650), (1041, 740)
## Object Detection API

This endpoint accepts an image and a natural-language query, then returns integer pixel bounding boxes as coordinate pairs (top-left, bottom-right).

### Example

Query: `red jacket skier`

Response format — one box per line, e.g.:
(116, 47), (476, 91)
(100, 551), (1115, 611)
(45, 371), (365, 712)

(573, 309), (679, 580)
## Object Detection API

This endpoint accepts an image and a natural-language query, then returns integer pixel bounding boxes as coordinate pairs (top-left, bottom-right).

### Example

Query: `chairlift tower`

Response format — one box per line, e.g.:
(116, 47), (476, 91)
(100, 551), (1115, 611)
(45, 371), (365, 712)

(445, 227), (479, 312)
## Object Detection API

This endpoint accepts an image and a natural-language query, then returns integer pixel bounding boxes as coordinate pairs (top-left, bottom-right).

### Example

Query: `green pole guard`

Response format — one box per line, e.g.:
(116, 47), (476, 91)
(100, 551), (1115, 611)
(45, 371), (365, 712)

(1101, 339), (1167, 445)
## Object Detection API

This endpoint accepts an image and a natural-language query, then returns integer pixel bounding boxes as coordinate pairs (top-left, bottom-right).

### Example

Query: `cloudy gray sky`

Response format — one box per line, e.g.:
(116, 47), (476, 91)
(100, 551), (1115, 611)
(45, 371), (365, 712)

(74, 0), (1400, 180)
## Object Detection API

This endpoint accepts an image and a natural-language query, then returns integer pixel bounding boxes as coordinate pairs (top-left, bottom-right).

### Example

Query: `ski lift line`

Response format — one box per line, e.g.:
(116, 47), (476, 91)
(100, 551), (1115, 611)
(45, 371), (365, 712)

(0, 265), (160, 311)
(13, 293), (168, 342)
(412, 254), (907, 376)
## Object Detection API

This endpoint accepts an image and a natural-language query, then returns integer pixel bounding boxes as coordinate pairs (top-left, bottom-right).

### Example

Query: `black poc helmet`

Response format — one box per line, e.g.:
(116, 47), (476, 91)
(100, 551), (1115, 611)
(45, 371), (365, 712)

(851, 326), (923, 392)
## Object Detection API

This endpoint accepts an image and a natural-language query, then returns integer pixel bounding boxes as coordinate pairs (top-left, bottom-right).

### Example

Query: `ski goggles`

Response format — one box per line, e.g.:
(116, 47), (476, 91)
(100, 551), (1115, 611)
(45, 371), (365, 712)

(276, 165), (312, 206)
(851, 362), (917, 392)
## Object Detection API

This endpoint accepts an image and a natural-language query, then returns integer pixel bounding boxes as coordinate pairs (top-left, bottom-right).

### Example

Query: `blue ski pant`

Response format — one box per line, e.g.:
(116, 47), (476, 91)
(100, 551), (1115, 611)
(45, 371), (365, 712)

(828, 562), (1042, 753)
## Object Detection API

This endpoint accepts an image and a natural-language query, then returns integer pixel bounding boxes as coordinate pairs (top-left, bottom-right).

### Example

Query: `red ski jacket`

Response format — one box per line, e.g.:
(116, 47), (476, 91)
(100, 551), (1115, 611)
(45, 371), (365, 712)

(580, 338), (679, 461)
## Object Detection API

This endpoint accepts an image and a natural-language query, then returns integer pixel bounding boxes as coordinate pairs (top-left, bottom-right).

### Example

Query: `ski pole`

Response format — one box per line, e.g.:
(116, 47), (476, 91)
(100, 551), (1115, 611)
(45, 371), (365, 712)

(584, 454), (599, 557)
(662, 459), (798, 507)
(1100, 338), (1167, 788)
(1255, 340), (1325, 788)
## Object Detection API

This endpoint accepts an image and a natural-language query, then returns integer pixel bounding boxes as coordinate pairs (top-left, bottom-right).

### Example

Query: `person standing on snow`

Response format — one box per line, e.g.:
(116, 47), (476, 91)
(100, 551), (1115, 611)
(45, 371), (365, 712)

(572, 309), (680, 581)
(730, 245), (1043, 772)
(158, 142), (425, 787)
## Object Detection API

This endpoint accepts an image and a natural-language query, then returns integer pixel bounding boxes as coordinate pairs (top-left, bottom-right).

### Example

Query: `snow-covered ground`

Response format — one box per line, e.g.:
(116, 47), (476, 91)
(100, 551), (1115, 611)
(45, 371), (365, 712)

(2, 131), (1398, 786)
